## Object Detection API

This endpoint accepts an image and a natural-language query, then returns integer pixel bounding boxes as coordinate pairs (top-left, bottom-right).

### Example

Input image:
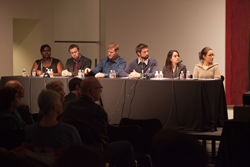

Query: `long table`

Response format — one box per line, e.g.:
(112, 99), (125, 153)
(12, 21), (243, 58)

(1, 76), (228, 132)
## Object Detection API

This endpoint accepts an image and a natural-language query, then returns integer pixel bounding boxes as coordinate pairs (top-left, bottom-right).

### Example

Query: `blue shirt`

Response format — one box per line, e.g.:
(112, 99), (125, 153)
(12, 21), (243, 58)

(90, 55), (126, 77)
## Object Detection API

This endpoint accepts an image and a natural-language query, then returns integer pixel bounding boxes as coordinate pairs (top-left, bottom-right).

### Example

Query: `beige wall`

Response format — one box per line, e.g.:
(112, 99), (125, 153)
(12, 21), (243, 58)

(0, 0), (54, 76)
(103, 0), (225, 77)
(0, 0), (225, 78)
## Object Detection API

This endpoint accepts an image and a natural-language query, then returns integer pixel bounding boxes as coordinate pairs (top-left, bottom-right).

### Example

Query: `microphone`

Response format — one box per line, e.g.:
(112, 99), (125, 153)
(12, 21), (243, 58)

(176, 60), (183, 65)
(35, 58), (45, 76)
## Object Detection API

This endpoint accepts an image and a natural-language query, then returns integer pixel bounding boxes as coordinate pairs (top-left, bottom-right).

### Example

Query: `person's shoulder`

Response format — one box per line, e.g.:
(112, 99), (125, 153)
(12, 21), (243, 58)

(149, 57), (158, 62)
(52, 58), (61, 63)
(59, 122), (78, 130)
(195, 62), (202, 67)
(80, 55), (91, 61)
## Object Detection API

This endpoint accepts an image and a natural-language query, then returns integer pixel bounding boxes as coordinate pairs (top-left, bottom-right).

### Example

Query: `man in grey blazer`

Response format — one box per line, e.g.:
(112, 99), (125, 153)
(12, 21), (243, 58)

(62, 44), (92, 77)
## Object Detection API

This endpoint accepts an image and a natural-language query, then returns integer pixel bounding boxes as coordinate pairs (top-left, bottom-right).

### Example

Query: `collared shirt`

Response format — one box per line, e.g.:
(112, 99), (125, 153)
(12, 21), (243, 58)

(137, 57), (149, 65)
(91, 55), (126, 77)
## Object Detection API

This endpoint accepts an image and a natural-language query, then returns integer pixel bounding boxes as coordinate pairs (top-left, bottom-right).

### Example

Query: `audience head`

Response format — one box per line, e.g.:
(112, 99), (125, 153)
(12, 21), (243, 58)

(80, 77), (102, 102)
(199, 47), (214, 63)
(108, 42), (119, 61)
(153, 129), (208, 167)
(68, 78), (82, 97)
(5, 80), (25, 98)
(68, 44), (80, 61)
(40, 44), (51, 59)
(165, 50), (180, 71)
(55, 144), (105, 167)
(38, 89), (62, 116)
(0, 87), (20, 111)
(46, 80), (65, 103)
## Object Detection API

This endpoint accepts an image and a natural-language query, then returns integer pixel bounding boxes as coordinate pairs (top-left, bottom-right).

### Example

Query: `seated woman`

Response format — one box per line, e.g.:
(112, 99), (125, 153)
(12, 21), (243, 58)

(0, 87), (27, 150)
(31, 44), (64, 76)
(14, 89), (82, 166)
(163, 50), (187, 78)
(193, 47), (221, 79)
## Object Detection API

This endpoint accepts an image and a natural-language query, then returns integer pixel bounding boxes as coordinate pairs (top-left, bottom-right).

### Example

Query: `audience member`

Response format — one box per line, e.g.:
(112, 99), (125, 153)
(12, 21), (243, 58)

(163, 50), (187, 78)
(61, 77), (136, 167)
(62, 44), (92, 77)
(62, 78), (82, 112)
(5, 80), (34, 125)
(45, 80), (65, 103)
(31, 44), (64, 76)
(85, 42), (126, 78)
(152, 129), (208, 167)
(0, 87), (27, 150)
(120, 43), (159, 78)
(55, 144), (105, 167)
(37, 80), (65, 121)
(13, 89), (82, 166)
(193, 47), (221, 79)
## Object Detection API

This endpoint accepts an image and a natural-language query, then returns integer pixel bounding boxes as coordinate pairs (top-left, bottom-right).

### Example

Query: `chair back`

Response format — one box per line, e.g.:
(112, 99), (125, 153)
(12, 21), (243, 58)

(119, 118), (163, 153)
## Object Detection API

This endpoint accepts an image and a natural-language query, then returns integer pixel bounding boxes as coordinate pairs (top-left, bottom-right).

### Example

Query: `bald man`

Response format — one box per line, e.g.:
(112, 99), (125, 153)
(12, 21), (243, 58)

(5, 80), (34, 125)
(61, 77), (136, 167)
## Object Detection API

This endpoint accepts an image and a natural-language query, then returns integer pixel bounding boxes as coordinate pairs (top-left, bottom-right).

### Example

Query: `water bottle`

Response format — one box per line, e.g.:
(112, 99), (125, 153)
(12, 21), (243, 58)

(81, 70), (85, 78)
(159, 71), (163, 79)
(32, 69), (36, 76)
(22, 69), (27, 77)
(155, 71), (159, 79)
(109, 70), (116, 78)
(186, 71), (191, 79)
(78, 70), (82, 77)
(180, 71), (184, 79)
(50, 69), (54, 77)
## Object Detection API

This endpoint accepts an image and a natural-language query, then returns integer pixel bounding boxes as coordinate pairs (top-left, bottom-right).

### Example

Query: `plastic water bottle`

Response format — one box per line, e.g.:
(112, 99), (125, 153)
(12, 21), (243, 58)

(78, 70), (82, 77)
(81, 70), (85, 78)
(180, 71), (184, 79)
(32, 69), (36, 76)
(155, 71), (159, 79)
(159, 71), (163, 79)
(186, 71), (191, 79)
(109, 70), (116, 78)
(22, 69), (27, 77)
(49, 69), (54, 77)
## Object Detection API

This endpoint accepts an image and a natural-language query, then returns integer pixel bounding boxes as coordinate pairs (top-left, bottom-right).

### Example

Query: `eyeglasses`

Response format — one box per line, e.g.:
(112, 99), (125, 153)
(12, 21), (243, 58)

(94, 86), (103, 89)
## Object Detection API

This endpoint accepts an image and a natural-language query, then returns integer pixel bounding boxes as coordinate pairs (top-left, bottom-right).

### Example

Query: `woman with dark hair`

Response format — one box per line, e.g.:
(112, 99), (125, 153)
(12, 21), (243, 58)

(163, 50), (187, 78)
(0, 87), (27, 150)
(30, 44), (64, 76)
(193, 47), (221, 79)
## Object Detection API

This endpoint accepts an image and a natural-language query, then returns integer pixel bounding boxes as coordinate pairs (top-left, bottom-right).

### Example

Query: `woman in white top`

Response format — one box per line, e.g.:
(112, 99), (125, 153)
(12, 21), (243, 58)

(193, 47), (221, 79)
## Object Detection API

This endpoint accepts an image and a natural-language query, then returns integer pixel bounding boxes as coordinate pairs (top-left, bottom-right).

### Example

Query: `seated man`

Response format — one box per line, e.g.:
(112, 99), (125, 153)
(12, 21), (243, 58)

(5, 80), (34, 125)
(85, 42), (126, 78)
(62, 78), (82, 113)
(120, 43), (159, 78)
(61, 77), (135, 167)
(62, 44), (92, 77)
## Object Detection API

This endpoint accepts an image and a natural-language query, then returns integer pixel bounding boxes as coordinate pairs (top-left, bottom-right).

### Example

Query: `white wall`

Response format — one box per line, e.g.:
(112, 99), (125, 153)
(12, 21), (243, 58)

(0, 0), (225, 79)
(0, 0), (55, 77)
(103, 0), (225, 77)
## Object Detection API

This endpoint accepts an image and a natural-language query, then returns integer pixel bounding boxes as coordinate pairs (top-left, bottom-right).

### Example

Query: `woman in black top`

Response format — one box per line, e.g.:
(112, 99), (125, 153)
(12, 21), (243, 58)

(31, 44), (64, 76)
(163, 50), (187, 78)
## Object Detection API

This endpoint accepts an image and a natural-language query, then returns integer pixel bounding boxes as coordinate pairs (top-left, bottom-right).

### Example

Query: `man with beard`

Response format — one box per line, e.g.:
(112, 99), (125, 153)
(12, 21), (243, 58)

(120, 43), (159, 78)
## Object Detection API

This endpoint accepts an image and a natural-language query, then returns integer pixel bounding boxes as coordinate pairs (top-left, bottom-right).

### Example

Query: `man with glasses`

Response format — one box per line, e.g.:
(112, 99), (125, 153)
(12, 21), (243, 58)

(61, 77), (136, 167)
(5, 80), (34, 125)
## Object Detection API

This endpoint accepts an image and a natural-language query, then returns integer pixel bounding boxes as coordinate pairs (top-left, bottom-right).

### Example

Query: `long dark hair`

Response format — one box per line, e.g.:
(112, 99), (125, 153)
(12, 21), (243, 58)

(165, 50), (179, 73)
